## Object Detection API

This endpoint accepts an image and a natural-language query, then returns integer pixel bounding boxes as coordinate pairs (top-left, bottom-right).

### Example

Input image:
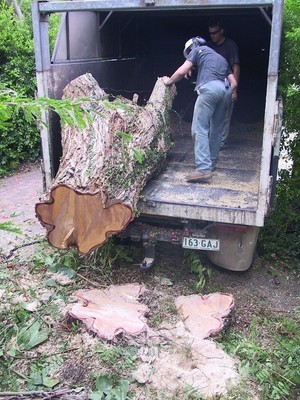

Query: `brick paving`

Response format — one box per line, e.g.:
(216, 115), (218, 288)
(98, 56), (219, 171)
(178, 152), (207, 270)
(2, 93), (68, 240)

(0, 166), (46, 258)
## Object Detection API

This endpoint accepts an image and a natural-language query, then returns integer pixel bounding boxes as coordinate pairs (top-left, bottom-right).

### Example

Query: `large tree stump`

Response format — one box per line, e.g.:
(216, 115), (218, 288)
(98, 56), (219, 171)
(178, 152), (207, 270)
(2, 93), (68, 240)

(35, 73), (176, 253)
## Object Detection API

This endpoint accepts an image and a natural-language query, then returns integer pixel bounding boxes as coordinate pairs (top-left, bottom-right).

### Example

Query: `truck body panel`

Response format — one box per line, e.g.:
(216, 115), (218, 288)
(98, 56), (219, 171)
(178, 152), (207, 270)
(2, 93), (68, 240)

(31, 0), (283, 270)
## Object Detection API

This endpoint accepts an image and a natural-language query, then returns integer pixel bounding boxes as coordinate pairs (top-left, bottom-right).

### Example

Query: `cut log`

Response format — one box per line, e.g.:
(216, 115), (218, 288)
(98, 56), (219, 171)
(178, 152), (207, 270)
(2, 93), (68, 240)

(69, 284), (149, 340)
(35, 73), (176, 253)
(175, 292), (235, 339)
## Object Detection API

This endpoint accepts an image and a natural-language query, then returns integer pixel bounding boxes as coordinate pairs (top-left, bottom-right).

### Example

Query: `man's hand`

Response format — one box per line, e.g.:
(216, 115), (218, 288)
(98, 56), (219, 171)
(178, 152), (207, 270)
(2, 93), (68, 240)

(184, 69), (193, 80)
(161, 76), (171, 86)
(232, 90), (238, 102)
(161, 61), (193, 86)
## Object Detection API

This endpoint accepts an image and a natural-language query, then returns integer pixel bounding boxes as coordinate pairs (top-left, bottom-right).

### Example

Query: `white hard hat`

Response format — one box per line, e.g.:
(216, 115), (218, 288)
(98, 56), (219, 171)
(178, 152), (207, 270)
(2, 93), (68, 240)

(183, 36), (207, 58)
(183, 38), (194, 58)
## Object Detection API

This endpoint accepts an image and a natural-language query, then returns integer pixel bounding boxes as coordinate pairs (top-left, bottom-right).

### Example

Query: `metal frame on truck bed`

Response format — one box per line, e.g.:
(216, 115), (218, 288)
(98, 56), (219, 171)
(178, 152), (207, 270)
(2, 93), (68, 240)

(32, 0), (284, 271)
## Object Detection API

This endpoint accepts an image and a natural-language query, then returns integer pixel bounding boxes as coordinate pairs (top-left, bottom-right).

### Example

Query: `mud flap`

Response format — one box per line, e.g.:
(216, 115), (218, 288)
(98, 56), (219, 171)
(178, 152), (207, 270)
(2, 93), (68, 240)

(206, 225), (259, 271)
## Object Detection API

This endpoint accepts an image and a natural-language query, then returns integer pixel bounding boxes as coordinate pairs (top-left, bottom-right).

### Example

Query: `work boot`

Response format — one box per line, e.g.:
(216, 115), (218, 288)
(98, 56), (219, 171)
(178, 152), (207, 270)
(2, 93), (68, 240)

(185, 170), (212, 183)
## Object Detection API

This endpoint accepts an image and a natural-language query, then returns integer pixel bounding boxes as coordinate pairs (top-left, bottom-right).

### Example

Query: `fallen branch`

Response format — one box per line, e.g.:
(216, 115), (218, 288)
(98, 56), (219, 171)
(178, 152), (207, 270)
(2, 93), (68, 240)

(0, 387), (87, 400)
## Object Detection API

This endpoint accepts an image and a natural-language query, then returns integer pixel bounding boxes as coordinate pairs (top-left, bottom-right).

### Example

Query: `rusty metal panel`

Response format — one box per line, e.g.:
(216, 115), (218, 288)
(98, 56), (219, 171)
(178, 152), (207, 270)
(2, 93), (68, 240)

(53, 12), (99, 61)
(38, 0), (274, 13)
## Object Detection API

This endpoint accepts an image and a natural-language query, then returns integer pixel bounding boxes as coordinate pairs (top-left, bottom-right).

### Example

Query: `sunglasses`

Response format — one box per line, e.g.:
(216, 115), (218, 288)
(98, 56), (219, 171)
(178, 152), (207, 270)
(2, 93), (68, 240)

(209, 28), (221, 36)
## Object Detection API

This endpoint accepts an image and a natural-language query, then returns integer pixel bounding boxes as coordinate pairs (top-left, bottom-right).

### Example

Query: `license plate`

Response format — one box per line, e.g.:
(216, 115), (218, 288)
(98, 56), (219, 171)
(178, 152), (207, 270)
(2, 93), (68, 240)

(182, 236), (220, 251)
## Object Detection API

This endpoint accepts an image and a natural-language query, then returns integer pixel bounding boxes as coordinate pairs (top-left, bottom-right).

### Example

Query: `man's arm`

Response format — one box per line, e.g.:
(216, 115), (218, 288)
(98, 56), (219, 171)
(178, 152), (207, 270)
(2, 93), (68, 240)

(227, 73), (238, 93)
(232, 63), (240, 84)
(230, 64), (240, 102)
(162, 60), (193, 86)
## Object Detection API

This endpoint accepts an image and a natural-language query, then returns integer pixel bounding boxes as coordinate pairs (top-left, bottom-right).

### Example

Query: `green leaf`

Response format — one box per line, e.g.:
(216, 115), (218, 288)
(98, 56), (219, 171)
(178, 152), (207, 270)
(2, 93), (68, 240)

(116, 380), (130, 399)
(7, 346), (17, 358)
(48, 263), (77, 279)
(0, 221), (22, 234)
(116, 131), (132, 142)
(89, 392), (105, 400)
(29, 371), (43, 386)
(95, 374), (113, 392)
(43, 278), (58, 287)
(42, 376), (60, 388)
(132, 148), (144, 164)
(17, 320), (49, 350)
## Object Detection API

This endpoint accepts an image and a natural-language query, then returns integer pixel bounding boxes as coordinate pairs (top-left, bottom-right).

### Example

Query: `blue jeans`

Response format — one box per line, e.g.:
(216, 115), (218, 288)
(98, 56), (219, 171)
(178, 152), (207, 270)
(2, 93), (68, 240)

(191, 80), (231, 172)
(221, 100), (234, 147)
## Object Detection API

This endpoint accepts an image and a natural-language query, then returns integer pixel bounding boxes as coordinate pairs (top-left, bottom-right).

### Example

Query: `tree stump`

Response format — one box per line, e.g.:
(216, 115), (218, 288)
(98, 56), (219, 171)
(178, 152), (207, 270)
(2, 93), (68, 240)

(35, 73), (176, 253)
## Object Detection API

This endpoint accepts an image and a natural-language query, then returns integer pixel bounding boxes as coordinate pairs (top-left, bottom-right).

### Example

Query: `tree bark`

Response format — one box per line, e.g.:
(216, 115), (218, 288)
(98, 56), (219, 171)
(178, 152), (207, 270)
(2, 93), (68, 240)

(35, 73), (176, 254)
(7, 0), (24, 20)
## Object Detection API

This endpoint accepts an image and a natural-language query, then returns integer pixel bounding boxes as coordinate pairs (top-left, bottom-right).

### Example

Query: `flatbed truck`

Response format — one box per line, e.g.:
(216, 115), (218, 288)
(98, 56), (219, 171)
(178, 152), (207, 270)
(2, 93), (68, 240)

(32, 0), (284, 271)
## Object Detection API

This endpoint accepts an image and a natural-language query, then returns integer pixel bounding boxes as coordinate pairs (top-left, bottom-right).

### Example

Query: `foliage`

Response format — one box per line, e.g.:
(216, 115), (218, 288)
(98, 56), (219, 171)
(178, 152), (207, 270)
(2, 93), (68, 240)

(0, 88), (98, 131)
(258, 0), (300, 259)
(0, 220), (22, 234)
(32, 239), (133, 283)
(89, 375), (130, 400)
(0, 0), (35, 95)
(0, 238), (135, 393)
(0, 0), (38, 176)
(257, 174), (300, 258)
(48, 13), (62, 54)
(0, 83), (105, 177)
(280, 0), (300, 194)
(94, 343), (137, 381)
(184, 250), (212, 291)
(0, 0), (61, 177)
(222, 316), (300, 400)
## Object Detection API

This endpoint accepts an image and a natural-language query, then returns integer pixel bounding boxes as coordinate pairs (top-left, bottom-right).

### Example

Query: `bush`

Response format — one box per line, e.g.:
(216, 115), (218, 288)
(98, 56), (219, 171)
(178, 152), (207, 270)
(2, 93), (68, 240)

(258, 0), (300, 259)
(0, 0), (39, 176)
(258, 175), (300, 258)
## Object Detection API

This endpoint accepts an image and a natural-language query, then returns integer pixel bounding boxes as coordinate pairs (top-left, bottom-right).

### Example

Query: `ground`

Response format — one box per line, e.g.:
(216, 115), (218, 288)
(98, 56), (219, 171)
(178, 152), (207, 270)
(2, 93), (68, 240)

(0, 165), (299, 399)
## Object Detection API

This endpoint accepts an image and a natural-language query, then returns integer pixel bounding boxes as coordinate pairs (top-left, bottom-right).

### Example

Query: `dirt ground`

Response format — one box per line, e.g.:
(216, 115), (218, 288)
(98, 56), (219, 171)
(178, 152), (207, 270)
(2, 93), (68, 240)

(0, 165), (299, 399)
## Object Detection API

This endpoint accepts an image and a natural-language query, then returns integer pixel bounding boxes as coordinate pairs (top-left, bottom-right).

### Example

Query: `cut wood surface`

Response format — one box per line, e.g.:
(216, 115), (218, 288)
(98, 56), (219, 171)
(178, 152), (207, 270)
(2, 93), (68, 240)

(69, 284), (149, 340)
(35, 73), (176, 253)
(175, 292), (235, 339)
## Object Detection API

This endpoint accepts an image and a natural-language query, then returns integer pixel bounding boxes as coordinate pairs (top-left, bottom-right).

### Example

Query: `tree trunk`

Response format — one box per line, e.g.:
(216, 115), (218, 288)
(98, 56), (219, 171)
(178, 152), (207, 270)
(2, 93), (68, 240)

(7, 0), (24, 20)
(35, 73), (176, 254)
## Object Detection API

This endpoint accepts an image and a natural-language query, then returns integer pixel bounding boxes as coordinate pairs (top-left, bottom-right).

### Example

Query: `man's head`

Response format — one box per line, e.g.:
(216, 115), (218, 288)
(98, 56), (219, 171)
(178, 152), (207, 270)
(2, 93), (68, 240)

(208, 20), (225, 45)
(183, 36), (207, 58)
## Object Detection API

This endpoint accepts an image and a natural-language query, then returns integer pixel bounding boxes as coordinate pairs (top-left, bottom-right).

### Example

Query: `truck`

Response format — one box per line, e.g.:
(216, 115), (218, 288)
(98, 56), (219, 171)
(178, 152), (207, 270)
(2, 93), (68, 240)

(31, 0), (284, 272)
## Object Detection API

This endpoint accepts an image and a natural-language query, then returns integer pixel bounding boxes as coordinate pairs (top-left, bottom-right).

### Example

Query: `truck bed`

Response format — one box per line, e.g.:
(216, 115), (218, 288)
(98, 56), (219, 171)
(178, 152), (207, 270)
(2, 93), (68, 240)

(137, 121), (263, 226)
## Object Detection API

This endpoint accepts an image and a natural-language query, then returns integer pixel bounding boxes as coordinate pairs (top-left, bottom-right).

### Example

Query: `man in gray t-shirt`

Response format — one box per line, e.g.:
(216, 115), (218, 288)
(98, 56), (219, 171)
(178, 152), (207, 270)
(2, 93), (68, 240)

(187, 44), (232, 89)
(162, 37), (237, 183)
(208, 20), (240, 148)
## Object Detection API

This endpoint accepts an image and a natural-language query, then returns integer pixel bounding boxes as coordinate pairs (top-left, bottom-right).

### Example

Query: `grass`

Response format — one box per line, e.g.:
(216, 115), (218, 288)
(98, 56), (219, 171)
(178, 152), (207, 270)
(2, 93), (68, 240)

(0, 240), (138, 396)
(219, 315), (300, 400)
(94, 343), (138, 381)
(0, 239), (299, 399)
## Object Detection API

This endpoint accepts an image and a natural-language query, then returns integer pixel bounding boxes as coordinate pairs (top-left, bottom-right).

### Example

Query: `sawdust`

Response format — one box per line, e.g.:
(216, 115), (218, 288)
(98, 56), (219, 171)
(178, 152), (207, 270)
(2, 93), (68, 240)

(149, 336), (239, 399)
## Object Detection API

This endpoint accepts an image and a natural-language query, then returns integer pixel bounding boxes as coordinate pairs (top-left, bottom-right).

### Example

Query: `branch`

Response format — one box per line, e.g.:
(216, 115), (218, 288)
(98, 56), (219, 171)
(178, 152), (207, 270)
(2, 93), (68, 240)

(0, 387), (88, 400)
(6, 0), (24, 19)
(0, 88), (102, 131)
